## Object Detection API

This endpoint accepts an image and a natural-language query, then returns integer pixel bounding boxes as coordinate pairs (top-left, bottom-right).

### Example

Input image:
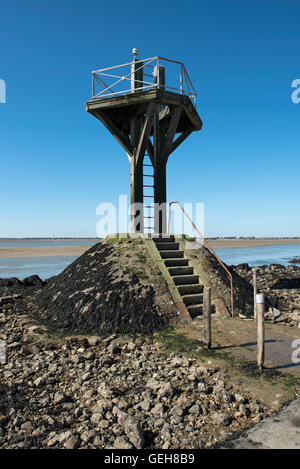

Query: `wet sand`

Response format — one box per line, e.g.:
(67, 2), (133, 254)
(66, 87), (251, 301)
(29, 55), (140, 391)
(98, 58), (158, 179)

(0, 238), (300, 258)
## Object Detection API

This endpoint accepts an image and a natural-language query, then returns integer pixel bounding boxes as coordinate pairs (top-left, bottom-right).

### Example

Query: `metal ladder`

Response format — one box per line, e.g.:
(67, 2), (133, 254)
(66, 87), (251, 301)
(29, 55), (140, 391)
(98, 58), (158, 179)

(143, 151), (155, 234)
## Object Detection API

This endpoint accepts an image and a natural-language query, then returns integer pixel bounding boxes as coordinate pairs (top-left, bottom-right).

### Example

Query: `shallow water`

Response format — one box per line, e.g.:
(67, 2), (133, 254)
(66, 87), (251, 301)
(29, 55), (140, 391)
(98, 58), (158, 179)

(0, 239), (98, 249)
(0, 242), (299, 281)
(214, 243), (300, 267)
(0, 256), (78, 280)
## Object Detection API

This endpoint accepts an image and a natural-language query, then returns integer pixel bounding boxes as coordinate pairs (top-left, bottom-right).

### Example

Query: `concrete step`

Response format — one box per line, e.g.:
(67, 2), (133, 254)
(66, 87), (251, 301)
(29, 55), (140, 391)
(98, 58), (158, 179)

(182, 293), (204, 306)
(160, 250), (184, 259)
(173, 274), (199, 285)
(177, 284), (204, 295)
(153, 236), (175, 243)
(155, 242), (179, 251)
(164, 258), (189, 267)
(168, 266), (194, 276)
(188, 304), (203, 318)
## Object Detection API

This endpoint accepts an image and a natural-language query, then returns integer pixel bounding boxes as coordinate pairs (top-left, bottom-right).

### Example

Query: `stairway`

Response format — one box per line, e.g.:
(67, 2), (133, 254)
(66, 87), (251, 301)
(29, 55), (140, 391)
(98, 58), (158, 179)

(153, 235), (204, 319)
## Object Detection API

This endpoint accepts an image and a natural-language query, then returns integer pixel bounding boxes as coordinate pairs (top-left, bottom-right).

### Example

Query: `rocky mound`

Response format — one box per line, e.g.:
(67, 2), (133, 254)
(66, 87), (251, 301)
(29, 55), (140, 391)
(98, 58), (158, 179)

(27, 237), (172, 336)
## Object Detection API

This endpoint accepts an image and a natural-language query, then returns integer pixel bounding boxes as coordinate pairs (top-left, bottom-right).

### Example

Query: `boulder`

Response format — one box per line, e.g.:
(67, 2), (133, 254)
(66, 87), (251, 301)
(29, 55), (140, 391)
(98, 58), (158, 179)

(23, 275), (44, 287)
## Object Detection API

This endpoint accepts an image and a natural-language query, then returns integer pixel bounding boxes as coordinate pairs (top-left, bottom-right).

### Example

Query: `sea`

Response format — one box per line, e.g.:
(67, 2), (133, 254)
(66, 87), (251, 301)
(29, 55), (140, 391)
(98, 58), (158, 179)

(0, 239), (97, 280)
(0, 239), (300, 281)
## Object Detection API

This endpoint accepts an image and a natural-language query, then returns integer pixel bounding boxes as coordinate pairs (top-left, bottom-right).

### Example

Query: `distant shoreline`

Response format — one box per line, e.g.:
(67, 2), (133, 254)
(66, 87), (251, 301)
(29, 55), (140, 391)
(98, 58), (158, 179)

(0, 237), (300, 258)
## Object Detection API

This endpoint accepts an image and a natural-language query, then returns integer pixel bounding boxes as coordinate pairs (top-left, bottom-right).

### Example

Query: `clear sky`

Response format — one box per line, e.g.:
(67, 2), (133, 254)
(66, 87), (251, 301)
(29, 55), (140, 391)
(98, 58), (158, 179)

(0, 0), (299, 238)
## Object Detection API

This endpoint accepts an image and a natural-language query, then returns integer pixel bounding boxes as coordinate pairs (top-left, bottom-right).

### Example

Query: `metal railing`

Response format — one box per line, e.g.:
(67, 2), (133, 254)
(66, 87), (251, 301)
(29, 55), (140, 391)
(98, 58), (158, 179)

(168, 201), (234, 317)
(91, 56), (197, 107)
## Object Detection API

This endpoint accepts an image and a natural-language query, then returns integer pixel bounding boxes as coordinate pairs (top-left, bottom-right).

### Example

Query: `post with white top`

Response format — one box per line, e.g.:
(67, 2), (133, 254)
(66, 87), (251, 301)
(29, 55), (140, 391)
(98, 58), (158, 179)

(256, 293), (265, 371)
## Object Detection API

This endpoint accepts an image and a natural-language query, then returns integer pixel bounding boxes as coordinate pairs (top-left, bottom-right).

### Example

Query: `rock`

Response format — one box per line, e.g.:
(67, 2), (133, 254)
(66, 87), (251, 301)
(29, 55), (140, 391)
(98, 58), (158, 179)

(113, 406), (145, 449)
(114, 436), (133, 449)
(234, 393), (245, 404)
(212, 412), (230, 426)
(189, 404), (200, 416)
(64, 435), (81, 449)
(87, 336), (101, 346)
(124, 419), (145, 449)
(23, 275), (44, 287)
(197, 382), (208, 393)
(80, 430), (96, 443)
(99, 419), (110, 429)
(290, 311), (300, 322)
(108, 342), (120, 354)
(157, 382), (174, 398)
(28, 325), (47, 335)
(171, 405), (184, 416)
(34, 377), (45, 387)
(83, 350), (96, 360)
(90, 413), (102, 425)
(20, 421), (34, 432)
(146, 378), (161, 391)
(239, 404), (250, 417)
(151, 403), (165, 416)
(236, 263), (250, 271)
(0, 415), (8, 426)
(127, 342), (136, 351)
(140, 399), (151, 411)
(53, 391), (67, 405)
(57, 430), (73, 443)
(99, 355), (115, 366)
(0, 277), (22, 287)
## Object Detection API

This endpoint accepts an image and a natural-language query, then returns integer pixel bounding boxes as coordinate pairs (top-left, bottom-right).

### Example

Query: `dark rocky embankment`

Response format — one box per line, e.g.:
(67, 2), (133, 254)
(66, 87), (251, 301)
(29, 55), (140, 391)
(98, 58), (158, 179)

(232, 263), (300, 326)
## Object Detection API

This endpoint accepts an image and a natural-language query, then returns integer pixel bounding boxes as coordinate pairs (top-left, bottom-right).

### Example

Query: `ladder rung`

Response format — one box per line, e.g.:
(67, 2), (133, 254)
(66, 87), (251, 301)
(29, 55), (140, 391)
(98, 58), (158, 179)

(144, 174), (154, 177)
(144, 216), (154, 219)
(143, 185), (154, 188)
(144, 196), (154, 198)
(143, 164), (152, 167)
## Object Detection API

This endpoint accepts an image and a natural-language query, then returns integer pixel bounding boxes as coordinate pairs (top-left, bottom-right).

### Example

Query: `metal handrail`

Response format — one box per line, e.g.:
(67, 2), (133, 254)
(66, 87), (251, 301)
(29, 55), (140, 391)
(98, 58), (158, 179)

(167, 201), (234, 317)
(91, 56), (197, 107)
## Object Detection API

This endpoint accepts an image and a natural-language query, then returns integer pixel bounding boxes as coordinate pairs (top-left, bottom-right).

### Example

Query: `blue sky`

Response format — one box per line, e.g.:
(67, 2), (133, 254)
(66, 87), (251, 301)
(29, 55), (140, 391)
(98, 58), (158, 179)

(0, 0), (299, 237)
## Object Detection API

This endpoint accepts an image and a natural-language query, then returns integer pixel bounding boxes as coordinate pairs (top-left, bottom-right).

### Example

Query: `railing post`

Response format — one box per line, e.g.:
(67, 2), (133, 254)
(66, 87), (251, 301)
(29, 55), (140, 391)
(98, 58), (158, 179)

(203, 287), (212, 349)
(180, 64), (183, 94)
(92, 72), (95, 99)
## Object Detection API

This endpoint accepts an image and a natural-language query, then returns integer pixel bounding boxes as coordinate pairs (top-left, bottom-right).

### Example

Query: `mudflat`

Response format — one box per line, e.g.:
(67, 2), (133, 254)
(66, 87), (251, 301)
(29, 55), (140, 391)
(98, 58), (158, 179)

(0, 238), (300, 258)
(207, 238), (300, 249)
(0, 246), (90, 258)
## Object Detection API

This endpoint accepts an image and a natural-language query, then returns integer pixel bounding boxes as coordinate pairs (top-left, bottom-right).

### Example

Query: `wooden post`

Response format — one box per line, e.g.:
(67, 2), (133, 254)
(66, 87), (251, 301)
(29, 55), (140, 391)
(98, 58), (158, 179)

(256, 293), (265, 371)
(203, 287), (212, 349)
(253, 268), (258, 320)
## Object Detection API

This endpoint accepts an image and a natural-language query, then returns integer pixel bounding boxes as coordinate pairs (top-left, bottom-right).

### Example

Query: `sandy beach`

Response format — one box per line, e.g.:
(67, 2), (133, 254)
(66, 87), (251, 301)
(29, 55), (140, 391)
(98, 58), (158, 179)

(0, 238), (300, 258)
